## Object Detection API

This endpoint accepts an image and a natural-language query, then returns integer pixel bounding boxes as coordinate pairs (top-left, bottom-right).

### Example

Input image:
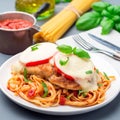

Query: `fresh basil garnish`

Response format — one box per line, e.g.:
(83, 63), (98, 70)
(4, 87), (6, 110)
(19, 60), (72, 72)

(96, 69), (99, 73)
(31, 44), (39, 51)
(78, 90), (87, 97)
(85, 70), (93, 74)
(42, 82), (48, 98)
(57, 44), (73, 54)
(59, 57), (69, 66)
(97, 83), (103, 87)
(23, 68), (30, 82)
(57, 45), (90, 59)
(73, 47), (90, 59)
(103, 72), (109, 80)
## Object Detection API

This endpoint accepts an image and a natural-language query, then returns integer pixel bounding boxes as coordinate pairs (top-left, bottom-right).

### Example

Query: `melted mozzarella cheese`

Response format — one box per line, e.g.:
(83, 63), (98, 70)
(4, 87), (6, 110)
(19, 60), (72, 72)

(55, 52), (98, 91)
(11, 61), (24, 74)
(20, 42), (57, 64)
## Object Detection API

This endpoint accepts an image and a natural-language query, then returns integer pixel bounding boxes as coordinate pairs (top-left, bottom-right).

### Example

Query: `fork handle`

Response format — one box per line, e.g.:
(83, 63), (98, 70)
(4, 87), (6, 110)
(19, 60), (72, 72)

(100, 50), (120, 61)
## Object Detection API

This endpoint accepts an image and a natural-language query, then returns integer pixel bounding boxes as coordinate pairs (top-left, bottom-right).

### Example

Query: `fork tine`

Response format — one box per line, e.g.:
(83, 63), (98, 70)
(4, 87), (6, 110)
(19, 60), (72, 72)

(77, 35), (94, 48)
(73, 36), (87, 50)
(73, 34), (120, 60)
(73, 34), (91, 50)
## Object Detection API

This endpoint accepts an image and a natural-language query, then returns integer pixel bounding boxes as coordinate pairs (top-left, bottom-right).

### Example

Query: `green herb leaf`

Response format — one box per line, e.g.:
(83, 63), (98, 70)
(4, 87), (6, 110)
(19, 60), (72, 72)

(115, 23), (120, 32)
(96, 69), (99, 73)
(75, 11), (102, 30)
(92, 1), (110, 12)
(97, 83), (103, 87)
(42, 82), (48, 97)
(103, 72), (110, 80)
(101, 9), (112, 18)
(78, 90), (84, 95)
(82, 92), (87, 97)
(78, 90), (87, 97)
(31, 44), (39, 51)
(63, 0), (72, 2)
(100, 17), (114, 34)
(23, 68), (30, 82)
(85, 70), (93, 74)
(55, 0), (60, 4)
(67, 95), (71, 99)
(59, 57), (69, 66)
(57, 44), (73, 54)
(107, 5), (120, 15)
(73, 47), (90, 59)
(55, 0), (71, 3)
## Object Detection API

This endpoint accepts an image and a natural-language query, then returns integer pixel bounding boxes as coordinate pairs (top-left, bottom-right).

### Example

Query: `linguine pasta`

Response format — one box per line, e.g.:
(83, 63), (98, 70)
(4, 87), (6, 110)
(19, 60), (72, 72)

(7, 71), (114, 108)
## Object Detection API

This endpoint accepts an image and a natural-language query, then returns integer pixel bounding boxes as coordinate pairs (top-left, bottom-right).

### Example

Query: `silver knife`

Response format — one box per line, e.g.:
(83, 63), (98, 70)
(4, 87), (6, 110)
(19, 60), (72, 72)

(88, 33), (120, 51)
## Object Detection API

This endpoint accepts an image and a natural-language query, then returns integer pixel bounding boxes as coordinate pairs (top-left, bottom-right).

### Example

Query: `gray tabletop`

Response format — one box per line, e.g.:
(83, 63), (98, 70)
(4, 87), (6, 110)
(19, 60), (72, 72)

(0, 0), (120, 120)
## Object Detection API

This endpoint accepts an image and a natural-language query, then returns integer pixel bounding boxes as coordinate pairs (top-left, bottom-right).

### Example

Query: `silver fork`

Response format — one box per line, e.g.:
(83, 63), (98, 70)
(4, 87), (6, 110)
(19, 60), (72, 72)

(73, 34), (120, 61)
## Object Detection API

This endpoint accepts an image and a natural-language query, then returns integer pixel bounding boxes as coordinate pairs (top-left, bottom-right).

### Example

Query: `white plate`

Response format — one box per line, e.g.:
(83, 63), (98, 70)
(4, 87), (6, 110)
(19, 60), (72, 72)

(0, 41), (120, 115)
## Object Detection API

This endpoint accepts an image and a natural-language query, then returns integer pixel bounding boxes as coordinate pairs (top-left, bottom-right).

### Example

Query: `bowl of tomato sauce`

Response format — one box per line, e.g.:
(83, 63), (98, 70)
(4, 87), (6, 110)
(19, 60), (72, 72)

(0, 11), (38, 55)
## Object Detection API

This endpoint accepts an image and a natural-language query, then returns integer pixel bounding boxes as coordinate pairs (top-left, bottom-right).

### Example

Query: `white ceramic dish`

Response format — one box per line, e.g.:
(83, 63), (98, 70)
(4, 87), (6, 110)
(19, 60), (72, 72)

(0, 40), (120, 115)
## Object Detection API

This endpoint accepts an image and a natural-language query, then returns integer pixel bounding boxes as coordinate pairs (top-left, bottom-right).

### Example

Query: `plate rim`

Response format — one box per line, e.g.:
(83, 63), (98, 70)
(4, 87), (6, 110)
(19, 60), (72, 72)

(0, 52), (120, 115)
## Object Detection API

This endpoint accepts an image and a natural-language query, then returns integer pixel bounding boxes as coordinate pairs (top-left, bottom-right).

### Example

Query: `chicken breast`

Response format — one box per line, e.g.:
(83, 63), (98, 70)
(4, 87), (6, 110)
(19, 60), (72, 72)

(49, 75), (81, 90)
(11, 62), (82, 90)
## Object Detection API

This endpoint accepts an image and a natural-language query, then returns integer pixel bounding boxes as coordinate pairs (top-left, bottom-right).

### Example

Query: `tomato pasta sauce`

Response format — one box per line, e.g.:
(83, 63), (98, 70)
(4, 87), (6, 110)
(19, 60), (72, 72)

(0, 19), (32, 29)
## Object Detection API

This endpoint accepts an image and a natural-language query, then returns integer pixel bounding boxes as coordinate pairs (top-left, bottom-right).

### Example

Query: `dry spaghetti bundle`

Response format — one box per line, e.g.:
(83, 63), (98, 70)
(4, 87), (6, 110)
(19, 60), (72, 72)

(33, 0), (100, 43)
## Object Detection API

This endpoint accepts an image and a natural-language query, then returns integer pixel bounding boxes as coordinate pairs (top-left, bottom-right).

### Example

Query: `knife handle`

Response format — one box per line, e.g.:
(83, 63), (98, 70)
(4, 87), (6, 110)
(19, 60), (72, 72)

(113, 53), (120, 61)
(100, 50), (120, 61)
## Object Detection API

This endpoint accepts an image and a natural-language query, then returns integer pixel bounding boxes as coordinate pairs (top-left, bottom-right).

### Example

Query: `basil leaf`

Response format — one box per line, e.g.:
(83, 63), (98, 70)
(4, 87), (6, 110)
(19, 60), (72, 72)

(92, 1), (110, 12)
(115, 23), (120, 32)
(76, 11), (102, 30)
(42, 82), (48, 97)
(55, 0), (60, 3)
(73, 47), (90, 59)
(59, 57), (69, 66)
(85, 70), (93, 74)
(31, 44), (39, 51)
(100, 17), (114, 34)
(23, 68), (30, 82)
(97, 83), (103, 87)
(78, 90), (87, 97)
(107, 5), (120, 15)
(78, 90), (84, 95)
(103, 72), (109, 80)
(67, 95), (71, 99)
(57, 44), (73, 54)
(63, 0), (72, 2)
(96, 69), (99, 73)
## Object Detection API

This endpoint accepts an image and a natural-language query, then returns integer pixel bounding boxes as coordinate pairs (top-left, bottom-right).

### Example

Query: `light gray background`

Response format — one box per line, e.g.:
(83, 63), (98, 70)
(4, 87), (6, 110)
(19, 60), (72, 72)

(0, 0), (120, 120)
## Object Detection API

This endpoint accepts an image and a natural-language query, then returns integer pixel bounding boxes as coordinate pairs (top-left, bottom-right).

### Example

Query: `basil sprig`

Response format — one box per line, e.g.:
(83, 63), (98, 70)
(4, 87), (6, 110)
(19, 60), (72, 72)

(103, 72), (109, 80)
(57, 44), (90, 59)
(85, 70), (93, 74)
(31, 44), (39, 51)
(59, 57), (69, 66)
(23, 68), (30, 82)
(42, 82), (48, 97)
(57, 44), (73, 54)
(73, 47), (90, 59)
(78, 90), (87, 97)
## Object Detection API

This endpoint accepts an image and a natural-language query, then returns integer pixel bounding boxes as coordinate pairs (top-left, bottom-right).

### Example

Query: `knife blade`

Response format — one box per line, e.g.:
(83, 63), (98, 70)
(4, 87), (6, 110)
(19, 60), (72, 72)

(88, 33), (120, 51)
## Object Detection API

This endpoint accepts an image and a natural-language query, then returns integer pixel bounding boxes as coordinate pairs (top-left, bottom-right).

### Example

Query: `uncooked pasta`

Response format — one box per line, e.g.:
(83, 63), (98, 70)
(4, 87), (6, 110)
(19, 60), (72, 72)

(33, 0), (100, 42)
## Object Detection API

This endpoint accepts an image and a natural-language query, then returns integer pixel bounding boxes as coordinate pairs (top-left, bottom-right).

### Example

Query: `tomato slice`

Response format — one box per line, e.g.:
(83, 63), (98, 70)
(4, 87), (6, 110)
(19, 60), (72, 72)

(25, 56), (52, 66)
(27, 89), (36, 99)
(20, 43), (58, 67)
(54, 52), (74, 81)
(59, 95), (66, 105)
(54, 61), (74, 80)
